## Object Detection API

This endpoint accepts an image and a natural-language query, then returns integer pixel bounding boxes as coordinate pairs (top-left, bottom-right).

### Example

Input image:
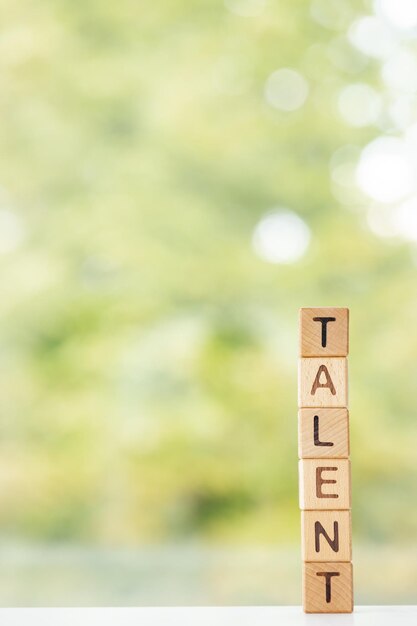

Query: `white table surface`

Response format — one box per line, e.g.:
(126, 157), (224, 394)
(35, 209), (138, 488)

(0, 606), (415, 625)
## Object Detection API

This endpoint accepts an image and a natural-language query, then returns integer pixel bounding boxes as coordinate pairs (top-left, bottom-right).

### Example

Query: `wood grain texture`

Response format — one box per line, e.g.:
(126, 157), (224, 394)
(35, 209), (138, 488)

(303, 561), (353, 613)
(299, 459), (351, 510)
(301, 510), (352, 562)
(299, 307), (349, 357)
(298, 358), (348, 408)
(298, 408), (349, 458)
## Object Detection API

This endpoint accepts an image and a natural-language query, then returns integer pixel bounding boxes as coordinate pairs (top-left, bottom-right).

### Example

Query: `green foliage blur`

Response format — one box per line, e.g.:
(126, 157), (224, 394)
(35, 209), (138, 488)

(0, 0), (416, 559)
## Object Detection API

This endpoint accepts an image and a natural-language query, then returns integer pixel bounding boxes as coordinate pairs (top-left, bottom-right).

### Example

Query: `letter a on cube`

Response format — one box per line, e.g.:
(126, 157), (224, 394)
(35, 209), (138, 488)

(298, 358), (347, 408)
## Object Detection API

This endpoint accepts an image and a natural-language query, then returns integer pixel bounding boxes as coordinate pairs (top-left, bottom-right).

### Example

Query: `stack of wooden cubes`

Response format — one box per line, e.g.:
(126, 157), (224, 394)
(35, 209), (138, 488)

(298, 307), (353, 613)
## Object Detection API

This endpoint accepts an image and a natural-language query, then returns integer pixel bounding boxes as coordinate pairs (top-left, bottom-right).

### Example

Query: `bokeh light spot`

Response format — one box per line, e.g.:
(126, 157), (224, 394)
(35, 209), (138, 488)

(252, 210), (310, 264)
(338, 83), (382, 127)
(381, 49), (417, 94)
(375, 0), (417, 31)
(389, 95), (416, 129)
(392, 196), (417, 241)
(348, 16), (397, 59)
(264, 69), (309, 112)
(310, 0), (352, 31)
(356, 137), (414, 203)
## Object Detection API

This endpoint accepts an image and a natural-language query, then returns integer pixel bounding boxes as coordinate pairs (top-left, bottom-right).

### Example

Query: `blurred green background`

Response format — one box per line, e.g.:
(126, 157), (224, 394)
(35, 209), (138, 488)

(0, 0), (416, 606)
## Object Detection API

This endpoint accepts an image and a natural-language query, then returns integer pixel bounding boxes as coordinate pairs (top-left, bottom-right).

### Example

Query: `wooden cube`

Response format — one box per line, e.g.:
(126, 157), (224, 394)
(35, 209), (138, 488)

(298, 358), (347, 408)
(299, 459), (351, 510)
(301, 510), (351, 562)
(298, 408), (349, 458)
(303, 561), (353, 613)
(300, 307), (349, 357)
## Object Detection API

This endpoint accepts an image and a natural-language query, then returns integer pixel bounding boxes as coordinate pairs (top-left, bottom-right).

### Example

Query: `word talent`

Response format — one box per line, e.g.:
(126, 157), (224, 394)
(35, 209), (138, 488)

(298, 308), (353, 613)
